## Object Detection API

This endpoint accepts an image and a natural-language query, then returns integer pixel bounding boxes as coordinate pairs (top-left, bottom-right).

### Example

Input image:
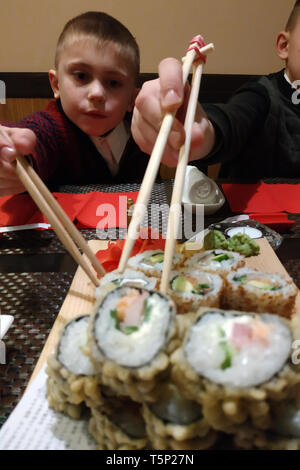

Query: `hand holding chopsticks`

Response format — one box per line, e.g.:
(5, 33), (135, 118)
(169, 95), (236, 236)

(118, 36), (214, 286)
(0, 125), (105, 286)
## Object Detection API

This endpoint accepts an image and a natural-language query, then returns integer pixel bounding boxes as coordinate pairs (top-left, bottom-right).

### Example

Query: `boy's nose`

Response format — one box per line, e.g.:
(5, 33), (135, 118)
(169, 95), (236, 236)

(88, 81), (106, 101)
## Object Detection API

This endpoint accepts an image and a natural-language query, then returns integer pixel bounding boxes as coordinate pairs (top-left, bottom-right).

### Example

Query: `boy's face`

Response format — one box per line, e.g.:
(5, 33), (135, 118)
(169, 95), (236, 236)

(49, 38), (138, 136)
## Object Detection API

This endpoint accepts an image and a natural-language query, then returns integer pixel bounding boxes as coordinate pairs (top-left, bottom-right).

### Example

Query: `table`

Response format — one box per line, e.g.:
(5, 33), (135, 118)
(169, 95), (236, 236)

(1, 179), (300, 430)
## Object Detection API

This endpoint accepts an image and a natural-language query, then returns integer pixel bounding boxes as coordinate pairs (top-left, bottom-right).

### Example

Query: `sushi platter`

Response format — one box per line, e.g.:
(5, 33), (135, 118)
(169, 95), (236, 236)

(30, 237), (300, 384)
(16, 237), (300, 451)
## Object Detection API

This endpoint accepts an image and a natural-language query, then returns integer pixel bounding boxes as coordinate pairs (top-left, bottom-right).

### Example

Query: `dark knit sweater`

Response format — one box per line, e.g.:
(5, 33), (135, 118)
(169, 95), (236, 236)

(202, 69), (300, 179)
(5, 99), (150, 185)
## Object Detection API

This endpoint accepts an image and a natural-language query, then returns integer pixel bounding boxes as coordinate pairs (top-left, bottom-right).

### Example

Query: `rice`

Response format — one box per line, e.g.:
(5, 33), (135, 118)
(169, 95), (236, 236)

(57, 316), (95, 376)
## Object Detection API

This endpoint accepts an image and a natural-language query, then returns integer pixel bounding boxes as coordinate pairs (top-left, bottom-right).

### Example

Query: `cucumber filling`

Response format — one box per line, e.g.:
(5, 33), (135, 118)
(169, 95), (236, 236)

(141, 252), (164, 267)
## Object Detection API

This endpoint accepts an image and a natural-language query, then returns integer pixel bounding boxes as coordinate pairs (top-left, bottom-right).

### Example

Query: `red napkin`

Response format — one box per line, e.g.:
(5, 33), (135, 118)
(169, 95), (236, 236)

(261, 183), (300, 213)
(249, 212), (294, 232)
(26, 192), (89, 225)
(76, 191), (139, 229)
(222, 183), (300, 214)
(96, 228), (166, 272)
(0, 191), (139, 229)
(0, 194), (39, 226)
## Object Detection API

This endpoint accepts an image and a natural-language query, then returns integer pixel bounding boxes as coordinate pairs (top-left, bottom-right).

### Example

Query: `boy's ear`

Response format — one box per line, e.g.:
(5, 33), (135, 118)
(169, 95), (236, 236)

(48, 69), (60, 99)
(276, 31), (290, 60)
(127, 87), (139, 112)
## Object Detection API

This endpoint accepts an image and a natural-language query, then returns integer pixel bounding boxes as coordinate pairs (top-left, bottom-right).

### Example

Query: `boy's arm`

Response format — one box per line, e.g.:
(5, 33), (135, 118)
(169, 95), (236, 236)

(200, 83), (270, 166)
(0, 127), (36, 196)
(132, 58), (270, 169)
(0, 109), (65, 196)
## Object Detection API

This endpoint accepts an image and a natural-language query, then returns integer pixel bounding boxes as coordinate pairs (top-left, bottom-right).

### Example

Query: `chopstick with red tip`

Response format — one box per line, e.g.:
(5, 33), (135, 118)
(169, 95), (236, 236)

(117, 37), (214, 277)
(160, 41), (210, 294)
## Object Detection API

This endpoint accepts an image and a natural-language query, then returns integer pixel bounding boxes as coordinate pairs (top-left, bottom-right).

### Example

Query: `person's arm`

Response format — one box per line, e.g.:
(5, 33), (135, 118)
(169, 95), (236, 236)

(0, 127), (36, 196)
(0, 109), (65, 196)
(132, 58), (215, 167)
(201, 82), (270, 166)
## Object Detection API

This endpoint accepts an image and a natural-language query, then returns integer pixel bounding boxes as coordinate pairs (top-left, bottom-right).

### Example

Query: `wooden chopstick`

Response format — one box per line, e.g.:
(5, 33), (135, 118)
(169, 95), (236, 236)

(117, 39), (214, 274)
(160, 60), (206, 294)
(0, 126), (105, 286)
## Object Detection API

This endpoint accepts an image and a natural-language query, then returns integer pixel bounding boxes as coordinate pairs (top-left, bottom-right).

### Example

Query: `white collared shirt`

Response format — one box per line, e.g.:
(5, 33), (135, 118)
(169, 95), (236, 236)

(90, 120), (130, 176)
(284, 71), (298, 89)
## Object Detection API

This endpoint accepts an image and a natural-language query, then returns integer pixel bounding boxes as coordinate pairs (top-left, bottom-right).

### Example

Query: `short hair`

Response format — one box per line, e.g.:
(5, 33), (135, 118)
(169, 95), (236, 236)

(286, 1), (300, 31)
(55, 11), (140, 83)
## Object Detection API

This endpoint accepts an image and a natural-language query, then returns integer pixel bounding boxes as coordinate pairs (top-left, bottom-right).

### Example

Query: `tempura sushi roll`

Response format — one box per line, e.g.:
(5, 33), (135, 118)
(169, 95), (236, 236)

(46, 315), (103, 418)
(89, 398), (147, 450)
(142, 383), (217, 450)
(94, 268), (158, 300)
(127, 249), (183, 278)
(167, 269), (224, 313)
(171, 308), (300, 434)
(224, 267), (298, 317)
(87, 286), (177, 402)
(234, 389), (300, 449)
(184, 249), (244, 278)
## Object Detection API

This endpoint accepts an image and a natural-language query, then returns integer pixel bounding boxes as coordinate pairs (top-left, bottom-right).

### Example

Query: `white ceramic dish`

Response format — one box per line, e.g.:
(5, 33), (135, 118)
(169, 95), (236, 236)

(182, 166), (225, 215)
(0, 315), (14, 340)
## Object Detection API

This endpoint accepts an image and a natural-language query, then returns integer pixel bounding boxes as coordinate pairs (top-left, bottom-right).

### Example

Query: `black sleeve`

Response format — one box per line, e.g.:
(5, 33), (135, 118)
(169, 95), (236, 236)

(201, 81), (270, 165)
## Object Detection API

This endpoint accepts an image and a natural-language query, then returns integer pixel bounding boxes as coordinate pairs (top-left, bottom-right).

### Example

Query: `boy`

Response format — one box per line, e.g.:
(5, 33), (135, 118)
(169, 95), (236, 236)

(132, 1), (300, 179)
(0, 11), (149, 196)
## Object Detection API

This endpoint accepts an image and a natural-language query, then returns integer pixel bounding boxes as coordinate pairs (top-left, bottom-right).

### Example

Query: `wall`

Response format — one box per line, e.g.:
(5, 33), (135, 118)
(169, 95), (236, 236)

(0, 0), (295, 74)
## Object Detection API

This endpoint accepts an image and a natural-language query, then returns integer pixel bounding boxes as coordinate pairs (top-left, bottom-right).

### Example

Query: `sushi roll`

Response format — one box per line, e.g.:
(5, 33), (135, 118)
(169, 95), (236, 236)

(167, 269), (224, 313)
(87, 286), (177, 402)
(46, 315), (103, 418)
(234, 388), (300, 449)
(88, 398), (147, 450)
(142, 383), (217, 450)
(127, 249), (183, 278)
(171, 308), (300, 434)
(224, 267), (298, 317)
(184, 249), (244, 278)
(94, 268), (158, 301)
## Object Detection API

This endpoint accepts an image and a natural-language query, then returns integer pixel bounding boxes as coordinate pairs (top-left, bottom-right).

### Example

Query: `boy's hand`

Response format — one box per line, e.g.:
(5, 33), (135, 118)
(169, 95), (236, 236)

(132, 58), (215, 167)
(0, 127), (36, 196)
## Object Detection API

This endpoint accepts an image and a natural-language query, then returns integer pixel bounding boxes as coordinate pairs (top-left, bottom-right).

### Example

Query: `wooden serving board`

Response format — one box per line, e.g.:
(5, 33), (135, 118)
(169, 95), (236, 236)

(29, 238), (300, 385)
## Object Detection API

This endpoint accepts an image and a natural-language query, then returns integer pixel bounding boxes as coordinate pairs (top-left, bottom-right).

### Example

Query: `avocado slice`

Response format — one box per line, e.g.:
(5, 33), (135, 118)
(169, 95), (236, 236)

(143, 253), (164, 265)
(171, 276), (210, 295)
(247, 279), (281, 290)
(171, 276), (194, 292)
